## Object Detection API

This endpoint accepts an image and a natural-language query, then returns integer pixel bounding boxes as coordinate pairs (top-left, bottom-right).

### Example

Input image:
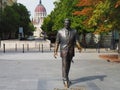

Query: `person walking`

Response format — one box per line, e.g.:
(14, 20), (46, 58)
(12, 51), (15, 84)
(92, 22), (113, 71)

(54, 18), (82, 88)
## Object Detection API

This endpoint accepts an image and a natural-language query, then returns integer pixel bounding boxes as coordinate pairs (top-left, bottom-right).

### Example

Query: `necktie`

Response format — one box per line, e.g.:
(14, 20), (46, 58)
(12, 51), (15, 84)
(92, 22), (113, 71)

(65, 30), (69, 36)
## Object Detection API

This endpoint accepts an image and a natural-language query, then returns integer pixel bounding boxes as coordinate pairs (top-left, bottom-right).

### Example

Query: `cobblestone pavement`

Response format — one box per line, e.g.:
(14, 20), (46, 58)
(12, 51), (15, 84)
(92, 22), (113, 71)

(0, 50), (120, 90)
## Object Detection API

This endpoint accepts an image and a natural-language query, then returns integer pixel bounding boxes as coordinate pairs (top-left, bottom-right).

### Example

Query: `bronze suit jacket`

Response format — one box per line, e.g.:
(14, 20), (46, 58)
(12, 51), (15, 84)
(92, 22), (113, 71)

(55, 28), (79, 57)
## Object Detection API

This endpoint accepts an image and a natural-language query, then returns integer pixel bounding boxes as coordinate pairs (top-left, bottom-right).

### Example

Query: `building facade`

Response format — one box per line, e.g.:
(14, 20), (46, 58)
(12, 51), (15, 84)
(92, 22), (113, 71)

(0, 0), (17, 9)
(32, 0), (47, 38)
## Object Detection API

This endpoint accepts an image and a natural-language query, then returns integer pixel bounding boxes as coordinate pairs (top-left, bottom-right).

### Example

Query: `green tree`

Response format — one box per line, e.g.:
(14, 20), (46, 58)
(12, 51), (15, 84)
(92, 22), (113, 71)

(41, 15), (56, 43)
(12, 3), (31, 36)
(88, 0), (116, 34)
(1, 5), (20, 39)
(42, 0), (80, 31)
(51, 0), (80, 31)
(41, 16), (53, 33)
(28, 22), (35, 35)
(42, 0), (82, 42)
(0, 3), (34, 39)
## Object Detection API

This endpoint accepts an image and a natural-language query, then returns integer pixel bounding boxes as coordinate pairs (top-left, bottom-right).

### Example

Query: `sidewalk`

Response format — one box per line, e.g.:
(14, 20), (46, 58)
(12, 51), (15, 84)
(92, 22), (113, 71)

(0, 51), (120, 90)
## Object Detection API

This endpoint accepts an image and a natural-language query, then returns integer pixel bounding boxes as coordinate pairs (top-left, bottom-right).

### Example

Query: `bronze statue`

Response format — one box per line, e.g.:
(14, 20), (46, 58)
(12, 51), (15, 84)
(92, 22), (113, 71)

(54, 18), (82, 88)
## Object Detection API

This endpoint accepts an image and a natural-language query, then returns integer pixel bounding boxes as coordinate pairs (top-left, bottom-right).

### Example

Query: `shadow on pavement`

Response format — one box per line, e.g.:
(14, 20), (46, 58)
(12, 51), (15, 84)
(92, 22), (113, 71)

(71, 75), (107, 85)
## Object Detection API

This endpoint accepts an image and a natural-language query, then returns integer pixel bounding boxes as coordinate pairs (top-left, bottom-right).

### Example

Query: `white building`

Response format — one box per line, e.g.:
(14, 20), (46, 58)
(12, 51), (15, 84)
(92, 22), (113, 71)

(32, 0), (47, 38)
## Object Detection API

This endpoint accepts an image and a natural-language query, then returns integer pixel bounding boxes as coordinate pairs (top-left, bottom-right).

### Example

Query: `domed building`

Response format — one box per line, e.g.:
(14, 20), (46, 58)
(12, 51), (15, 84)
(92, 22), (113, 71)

(33, 0), (47, 38)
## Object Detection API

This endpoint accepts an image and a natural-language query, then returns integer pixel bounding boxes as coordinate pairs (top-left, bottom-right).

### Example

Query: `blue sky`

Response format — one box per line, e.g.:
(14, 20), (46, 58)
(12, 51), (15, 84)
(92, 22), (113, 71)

(17, 0), (55, 18)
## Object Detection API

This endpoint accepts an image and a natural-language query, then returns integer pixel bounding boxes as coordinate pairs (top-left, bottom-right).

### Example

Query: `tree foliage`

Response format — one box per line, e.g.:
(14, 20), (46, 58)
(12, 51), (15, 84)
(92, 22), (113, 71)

(73, 0), (100, 16)
(42, 0), (80, 32)
(41, 15), (53, 33)
(0, 3), (35, 39)
(73, 0), (120, 34)
(2, 5), (20, 32)
(12, 3), (33, 35)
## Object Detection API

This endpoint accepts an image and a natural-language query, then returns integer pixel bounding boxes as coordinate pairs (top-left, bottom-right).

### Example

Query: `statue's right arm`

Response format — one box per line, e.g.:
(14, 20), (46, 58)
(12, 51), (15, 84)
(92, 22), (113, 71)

(54, 43), (59, 58)
(54, 32), (60, 58)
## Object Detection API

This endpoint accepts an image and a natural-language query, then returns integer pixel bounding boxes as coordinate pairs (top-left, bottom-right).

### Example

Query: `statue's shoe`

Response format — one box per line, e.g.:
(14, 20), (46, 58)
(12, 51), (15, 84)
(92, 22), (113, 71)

(63, 80), (71, 88)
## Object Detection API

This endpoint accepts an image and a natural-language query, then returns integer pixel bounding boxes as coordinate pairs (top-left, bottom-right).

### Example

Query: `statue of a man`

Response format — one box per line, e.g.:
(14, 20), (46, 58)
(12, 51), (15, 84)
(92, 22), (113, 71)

(54, 18), (82, 88)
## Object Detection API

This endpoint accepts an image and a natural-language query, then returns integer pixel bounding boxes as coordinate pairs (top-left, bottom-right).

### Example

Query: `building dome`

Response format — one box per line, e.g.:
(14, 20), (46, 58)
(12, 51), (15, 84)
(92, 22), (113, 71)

(33, 0), (47, 38)
(35, 0), (46, 13)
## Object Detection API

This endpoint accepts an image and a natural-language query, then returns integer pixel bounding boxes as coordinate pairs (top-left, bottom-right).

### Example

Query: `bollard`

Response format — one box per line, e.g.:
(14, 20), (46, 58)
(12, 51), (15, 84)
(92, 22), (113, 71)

(23, 44), (24, 53)
(42, 44), (43, 53)
(3, 44), (5, 53)
(15, 44), (17, 52)
(39, 44), (40, 52)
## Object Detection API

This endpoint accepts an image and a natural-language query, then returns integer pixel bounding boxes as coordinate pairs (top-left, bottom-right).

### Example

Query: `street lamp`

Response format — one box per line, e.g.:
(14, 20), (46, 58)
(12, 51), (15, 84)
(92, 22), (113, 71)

(118, 32), (120, 59)
(0, 0), (2, 23)
(0, 0), (2, 47)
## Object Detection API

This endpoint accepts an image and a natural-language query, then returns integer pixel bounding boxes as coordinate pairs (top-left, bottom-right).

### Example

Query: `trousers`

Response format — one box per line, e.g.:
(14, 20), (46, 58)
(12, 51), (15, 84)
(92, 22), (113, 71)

(62, 55), (73, 81)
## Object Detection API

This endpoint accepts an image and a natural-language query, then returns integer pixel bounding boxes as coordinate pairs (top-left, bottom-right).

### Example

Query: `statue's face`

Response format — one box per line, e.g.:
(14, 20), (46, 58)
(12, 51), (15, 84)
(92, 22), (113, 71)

(64, 20), (71, 29)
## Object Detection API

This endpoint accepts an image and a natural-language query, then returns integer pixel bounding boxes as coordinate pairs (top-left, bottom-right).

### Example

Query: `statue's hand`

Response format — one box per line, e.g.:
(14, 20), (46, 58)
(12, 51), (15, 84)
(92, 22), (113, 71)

(76, 42), (82, 53)
(54, 52), (58, 59)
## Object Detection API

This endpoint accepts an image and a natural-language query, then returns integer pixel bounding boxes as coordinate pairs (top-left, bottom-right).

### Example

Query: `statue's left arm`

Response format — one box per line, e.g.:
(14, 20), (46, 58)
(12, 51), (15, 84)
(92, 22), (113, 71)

(76, 41), (82, 52)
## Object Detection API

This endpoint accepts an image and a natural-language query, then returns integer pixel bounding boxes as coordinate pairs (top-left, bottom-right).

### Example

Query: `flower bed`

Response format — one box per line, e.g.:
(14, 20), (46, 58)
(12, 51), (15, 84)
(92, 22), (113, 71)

(99, 54), (120, 63)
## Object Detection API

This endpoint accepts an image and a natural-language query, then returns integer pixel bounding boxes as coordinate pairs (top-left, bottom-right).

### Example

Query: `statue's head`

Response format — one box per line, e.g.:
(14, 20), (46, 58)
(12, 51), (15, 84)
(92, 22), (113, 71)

(64, 18), (71, 29)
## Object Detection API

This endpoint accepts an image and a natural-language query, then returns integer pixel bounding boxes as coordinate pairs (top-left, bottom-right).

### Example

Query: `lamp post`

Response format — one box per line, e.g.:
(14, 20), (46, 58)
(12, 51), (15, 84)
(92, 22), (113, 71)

(118, 32), (120, 59)
(0, 0), (2, 48)
(0, 0), (2, 16)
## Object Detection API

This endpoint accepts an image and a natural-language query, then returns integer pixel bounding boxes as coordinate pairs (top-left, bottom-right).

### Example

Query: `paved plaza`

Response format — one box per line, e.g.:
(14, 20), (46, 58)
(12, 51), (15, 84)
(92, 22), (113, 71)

(0, 49), (120, 90)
